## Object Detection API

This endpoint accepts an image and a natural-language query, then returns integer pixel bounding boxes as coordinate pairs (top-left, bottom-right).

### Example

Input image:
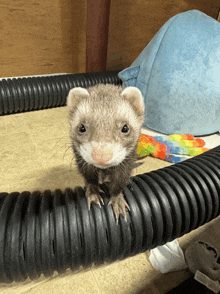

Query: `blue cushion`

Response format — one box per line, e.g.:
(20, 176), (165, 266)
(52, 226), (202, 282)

(118, 10), (220, 136)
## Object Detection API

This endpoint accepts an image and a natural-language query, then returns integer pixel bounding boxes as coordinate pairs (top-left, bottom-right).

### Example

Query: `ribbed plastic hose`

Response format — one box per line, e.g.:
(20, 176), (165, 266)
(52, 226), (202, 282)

(0, 146), (220, 283)
(0, 71), (121, 115)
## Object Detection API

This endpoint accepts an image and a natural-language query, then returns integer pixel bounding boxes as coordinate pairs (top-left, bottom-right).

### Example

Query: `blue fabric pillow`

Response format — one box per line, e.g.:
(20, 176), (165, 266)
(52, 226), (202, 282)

(118, 10), (220, 136)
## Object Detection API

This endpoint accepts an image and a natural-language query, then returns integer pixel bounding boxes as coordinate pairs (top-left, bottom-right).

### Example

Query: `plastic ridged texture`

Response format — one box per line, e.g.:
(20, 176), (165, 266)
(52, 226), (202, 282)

(0, 146), (220, 283)
(0, 71), (121, 115)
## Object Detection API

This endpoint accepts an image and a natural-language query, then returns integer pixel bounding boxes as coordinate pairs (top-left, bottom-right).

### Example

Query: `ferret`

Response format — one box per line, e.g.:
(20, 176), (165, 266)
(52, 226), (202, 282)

(66, 83), (145, 222)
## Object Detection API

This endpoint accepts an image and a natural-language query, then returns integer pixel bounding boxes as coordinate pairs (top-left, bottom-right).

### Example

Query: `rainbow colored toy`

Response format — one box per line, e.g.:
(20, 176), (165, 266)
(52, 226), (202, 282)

(136, 134), (210, 163)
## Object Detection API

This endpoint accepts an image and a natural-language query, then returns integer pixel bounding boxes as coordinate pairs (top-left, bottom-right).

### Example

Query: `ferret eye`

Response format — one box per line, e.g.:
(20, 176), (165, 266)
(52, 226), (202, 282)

(121, 124), (129, 133)
(79, 124), (86, 133)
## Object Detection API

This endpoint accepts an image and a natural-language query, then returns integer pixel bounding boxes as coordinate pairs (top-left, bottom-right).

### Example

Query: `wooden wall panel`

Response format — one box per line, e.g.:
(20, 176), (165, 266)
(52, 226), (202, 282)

(107, 0), (220, 71)
(0, 0), (86, 78)
(0, 0), (219, 78)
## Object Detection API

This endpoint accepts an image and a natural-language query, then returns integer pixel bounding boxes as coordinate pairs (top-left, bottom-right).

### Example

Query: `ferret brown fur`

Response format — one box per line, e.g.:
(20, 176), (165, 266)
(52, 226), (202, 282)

(66, 84), (145, 222)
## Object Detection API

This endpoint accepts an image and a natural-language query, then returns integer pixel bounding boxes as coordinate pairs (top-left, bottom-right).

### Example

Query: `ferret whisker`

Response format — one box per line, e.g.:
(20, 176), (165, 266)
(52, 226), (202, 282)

(63, 145), (73, 160)
(46, 136), (70, 141)
(80, 161), (88, 173)
(69, 156), (77, 170)
(52, 139), (71, 151)
(48, 142), (72, 161)
(119, 161), (128, 177)
(45, 137), (70, 148)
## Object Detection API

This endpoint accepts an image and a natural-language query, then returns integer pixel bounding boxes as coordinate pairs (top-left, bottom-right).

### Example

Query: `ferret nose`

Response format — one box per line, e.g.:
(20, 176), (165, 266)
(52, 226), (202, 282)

(92, 148), (113, 164)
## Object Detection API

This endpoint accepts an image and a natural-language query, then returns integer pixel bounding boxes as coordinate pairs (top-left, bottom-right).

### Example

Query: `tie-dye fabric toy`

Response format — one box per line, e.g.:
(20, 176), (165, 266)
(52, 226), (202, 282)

(136, 134), (209, 163)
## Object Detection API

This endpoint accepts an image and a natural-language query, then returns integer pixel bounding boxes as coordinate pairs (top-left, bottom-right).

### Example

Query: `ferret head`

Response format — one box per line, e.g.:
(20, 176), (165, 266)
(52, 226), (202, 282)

(67, 84), (145, 169)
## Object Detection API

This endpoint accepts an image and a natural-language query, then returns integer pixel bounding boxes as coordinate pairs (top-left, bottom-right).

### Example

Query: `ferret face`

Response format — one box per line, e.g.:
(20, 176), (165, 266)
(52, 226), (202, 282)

(67, 84), (145, 169)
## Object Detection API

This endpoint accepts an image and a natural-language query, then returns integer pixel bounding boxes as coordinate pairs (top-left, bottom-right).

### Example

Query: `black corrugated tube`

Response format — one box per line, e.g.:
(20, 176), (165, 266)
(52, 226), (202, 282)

(1, 71), (220, 283)
(0, 146), (220, 283)
(0, 71), (121, 115)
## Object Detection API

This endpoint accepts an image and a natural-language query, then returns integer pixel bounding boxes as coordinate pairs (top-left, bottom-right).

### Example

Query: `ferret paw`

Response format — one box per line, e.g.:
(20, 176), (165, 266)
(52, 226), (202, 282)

(85, 185), (104, 209)
(108, 193), (130, 224)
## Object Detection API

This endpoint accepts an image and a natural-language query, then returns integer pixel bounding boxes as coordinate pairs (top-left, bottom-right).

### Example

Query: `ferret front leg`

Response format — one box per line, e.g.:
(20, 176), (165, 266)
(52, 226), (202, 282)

(106, 173), (131, 223)
(108, 192), (130, 223)
(85, 181), (104, 209)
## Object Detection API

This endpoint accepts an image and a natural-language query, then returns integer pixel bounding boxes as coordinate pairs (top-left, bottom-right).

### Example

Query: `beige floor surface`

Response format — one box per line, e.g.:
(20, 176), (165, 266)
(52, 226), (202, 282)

(0, 106), (220, 294)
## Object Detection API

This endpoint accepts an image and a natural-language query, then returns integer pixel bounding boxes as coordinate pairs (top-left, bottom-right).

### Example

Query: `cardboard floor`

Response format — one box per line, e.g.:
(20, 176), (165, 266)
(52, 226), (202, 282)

(1, 106), (220, 294)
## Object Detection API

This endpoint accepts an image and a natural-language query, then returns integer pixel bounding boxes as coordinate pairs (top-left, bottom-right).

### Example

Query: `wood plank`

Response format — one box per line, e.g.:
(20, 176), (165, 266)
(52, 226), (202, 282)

(0, 0), (86, 77)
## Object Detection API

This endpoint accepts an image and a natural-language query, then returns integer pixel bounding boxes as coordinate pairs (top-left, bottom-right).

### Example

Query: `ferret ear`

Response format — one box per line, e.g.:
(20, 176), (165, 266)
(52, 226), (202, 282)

(66, 87), (89, 113)
(121, 87), (145, 116)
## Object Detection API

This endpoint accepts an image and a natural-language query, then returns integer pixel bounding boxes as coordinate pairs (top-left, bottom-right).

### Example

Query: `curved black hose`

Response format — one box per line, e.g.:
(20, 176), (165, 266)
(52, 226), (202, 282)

(0, 70), (219, 283)
(0, 71), (121, 115)
(0, 146), (220, 283)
